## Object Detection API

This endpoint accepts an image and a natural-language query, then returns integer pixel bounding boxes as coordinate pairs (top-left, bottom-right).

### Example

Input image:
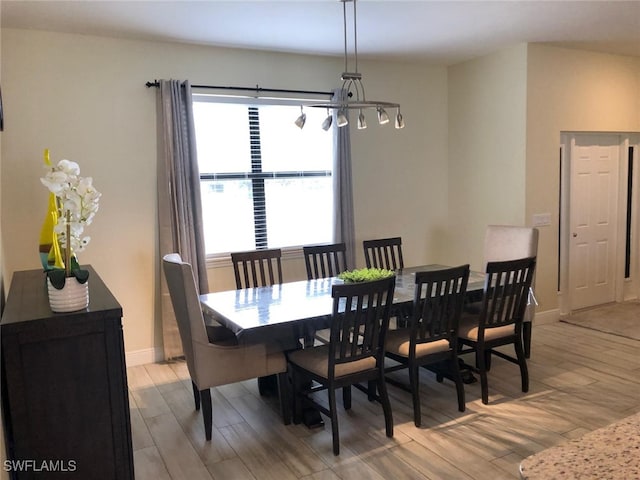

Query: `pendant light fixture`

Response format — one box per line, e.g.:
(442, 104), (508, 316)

(302, 0), (404, 130)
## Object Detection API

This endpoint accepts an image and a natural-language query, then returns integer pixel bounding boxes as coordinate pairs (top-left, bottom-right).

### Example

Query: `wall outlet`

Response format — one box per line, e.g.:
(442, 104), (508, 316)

(532, 213), (552, 227)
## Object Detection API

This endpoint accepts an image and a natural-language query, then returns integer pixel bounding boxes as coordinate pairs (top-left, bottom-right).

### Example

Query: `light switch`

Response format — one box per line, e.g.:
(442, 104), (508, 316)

(532, 213), (551, 227)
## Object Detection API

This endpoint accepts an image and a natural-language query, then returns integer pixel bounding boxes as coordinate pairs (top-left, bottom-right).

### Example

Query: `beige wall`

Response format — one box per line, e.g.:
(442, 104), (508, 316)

(1, 28), (448, 362)
(446, 43), (640, 317)
(526, 44), (640, 314)
(3, 27), (639, 362)
(446, 44), (528, 269)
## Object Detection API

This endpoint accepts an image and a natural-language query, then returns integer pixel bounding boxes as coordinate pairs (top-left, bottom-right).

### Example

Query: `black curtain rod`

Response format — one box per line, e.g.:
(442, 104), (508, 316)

(145, 80), (332, 97)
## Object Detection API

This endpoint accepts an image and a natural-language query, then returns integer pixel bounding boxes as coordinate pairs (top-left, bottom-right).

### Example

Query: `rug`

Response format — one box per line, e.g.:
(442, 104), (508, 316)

(560, 301), (640, 341)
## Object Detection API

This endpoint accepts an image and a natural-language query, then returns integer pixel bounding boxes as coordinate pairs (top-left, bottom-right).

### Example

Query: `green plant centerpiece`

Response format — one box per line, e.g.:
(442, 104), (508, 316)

(338, 267), (395, 283)
(40, 150), (101, 288)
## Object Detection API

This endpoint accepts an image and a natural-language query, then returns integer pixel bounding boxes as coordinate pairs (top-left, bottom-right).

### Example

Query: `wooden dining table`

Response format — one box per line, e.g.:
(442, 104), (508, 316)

(200, 264), (485, 427)
(199, 264), (485, 344)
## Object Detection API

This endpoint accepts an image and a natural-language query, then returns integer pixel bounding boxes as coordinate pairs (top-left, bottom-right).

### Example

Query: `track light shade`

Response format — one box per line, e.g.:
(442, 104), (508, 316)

(294, 107), (306, 129)
(357, 110), (367, 129)
(395, 112), (405, 129)
(377, 107), (390, 125)
(337, 110), (349, 127)
(322, 113), (333, 131)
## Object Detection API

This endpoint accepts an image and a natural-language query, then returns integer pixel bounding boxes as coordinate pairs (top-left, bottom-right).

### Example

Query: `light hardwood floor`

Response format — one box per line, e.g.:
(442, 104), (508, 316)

(129, 321), (640, 480)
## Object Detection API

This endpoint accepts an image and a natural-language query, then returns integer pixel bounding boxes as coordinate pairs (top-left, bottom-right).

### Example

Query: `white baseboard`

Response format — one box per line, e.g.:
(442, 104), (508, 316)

(125, 347), (163, 367)
(534, 308), (560, 325)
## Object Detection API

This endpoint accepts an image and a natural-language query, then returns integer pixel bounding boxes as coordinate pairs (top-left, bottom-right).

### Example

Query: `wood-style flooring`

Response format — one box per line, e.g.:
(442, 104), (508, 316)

(129, 321), (640, 480)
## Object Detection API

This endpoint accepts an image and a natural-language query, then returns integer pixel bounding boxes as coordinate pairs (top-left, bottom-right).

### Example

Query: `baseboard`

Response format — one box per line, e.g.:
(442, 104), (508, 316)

(534, 308), (560, 325)
(125, 347), (163, 367)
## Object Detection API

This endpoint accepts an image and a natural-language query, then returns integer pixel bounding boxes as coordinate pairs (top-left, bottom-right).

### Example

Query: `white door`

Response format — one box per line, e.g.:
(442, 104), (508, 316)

(569, 134), (620, 310)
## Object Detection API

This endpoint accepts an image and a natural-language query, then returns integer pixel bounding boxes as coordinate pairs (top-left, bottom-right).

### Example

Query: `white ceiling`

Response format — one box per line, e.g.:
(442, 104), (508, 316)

(2, 0), (640, 65)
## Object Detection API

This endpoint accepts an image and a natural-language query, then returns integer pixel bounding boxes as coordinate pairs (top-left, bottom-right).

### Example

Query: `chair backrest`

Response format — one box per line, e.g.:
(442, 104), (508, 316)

(363, 237), (404, 270)
(328, 276), (396, 379)
(162, 253), (209, 377)
(411, 265), (470, 353)
(483, 225), (539, 266)
(231, 248), (283, 289)
(483, 225), (539, 322)
(479, 257), (536, 331)
(303, 243), (348, 280)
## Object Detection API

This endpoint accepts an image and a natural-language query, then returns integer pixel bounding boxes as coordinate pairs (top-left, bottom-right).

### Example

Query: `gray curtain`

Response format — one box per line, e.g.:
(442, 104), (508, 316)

(332, 89), (356, 269)
(157, 79), (209, 360)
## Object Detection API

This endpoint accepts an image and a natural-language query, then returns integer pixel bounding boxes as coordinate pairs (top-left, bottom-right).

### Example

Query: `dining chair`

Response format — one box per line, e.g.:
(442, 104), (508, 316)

(230, 247), (292, 393)
(385, 265), (470, 427)
(288, 276), (396, 455)
(458, 256), (536, 405)
(302, 243), (348, 346)
(303, 242), (348, 280)
(480, 225), (539, 358)
(231, 248), (283, 289)
(363, 236), (404, 270)
(363, 236), (408, 327)
(162, 253), (290, 440)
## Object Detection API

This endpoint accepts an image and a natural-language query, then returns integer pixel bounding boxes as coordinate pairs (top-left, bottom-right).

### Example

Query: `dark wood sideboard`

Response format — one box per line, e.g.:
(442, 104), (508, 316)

(1, 266), (134, 479)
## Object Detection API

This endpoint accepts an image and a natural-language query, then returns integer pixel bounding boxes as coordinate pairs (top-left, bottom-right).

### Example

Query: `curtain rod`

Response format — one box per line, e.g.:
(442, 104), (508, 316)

(145, 80), (333, 97)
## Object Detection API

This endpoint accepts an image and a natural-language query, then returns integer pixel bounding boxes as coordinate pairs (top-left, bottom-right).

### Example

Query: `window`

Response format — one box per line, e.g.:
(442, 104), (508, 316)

(193, 97), (334, 256)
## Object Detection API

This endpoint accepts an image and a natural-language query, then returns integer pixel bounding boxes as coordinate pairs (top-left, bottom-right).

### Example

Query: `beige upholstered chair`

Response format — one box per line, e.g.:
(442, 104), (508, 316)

(162, 253), (289, 440)
(481, 225), (539, 358)
(288, 276), (396, 455)
(459, 257), (536, 405)
(385, 265), (470, 427)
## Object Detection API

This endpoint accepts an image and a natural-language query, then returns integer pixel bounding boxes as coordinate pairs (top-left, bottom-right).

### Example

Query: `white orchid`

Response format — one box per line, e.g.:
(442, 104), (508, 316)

(41, 158), (101, 255)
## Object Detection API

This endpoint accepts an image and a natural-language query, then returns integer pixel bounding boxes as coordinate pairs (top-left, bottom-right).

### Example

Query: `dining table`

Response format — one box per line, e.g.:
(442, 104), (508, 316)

(199, 264), (486, 345)
(199, 264), (485, 427)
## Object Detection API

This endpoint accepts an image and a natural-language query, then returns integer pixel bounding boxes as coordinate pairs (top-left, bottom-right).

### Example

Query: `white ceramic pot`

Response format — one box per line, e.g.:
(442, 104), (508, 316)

(47, 277), (89, 313)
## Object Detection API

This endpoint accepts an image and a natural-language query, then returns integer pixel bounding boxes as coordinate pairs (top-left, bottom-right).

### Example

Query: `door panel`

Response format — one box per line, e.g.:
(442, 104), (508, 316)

(569, 135), (619, 310)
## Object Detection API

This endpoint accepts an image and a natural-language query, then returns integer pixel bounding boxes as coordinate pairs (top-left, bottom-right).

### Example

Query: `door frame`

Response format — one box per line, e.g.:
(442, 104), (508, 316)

(559, 132), (640, 315)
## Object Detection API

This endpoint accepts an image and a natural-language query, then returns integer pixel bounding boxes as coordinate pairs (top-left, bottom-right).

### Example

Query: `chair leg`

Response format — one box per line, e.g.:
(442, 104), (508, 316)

(291, 368), (302, 425)
(342, 386), (352, 410)
(277, 372), (291, 425)
(451, 359), (466, 412)
(476, 349), (489, 405)
(409, 364), (421, 427)
(328, 387), (340, 455)
(515, 339), (529, 393)
(367, 380), (376, 401)
(200, 388), (213, 441)
(377, 373), (394, 438)
(523, 321), (532, 358)
(192, 381), (201, 411)
(484, 349), (492, 371)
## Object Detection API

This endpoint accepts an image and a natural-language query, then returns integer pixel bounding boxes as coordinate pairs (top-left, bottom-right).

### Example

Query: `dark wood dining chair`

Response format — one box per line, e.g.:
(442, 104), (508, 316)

(458, 257), (536, 405)
(302, 243), (348, 346)
(363, 236), (408, 327)
(288, 276), (396, 455)
(230, 248), (286, 394)
(385, 265), (470, 427)
(231, 248), (283, 289)
(303, 243), (348, 280)
(363, 237), (404, 270)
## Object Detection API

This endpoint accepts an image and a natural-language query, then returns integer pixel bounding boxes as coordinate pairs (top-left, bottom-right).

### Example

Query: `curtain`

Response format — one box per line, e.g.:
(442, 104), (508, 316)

(157, 79), (209, 360)
(332, 89), (356, 269)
